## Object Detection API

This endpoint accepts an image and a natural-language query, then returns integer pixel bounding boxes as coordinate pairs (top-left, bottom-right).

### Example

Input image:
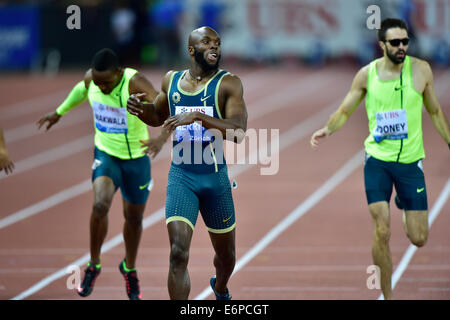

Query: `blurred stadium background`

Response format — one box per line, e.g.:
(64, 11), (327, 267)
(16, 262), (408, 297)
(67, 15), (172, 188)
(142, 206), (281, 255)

(0, 0), (449, 73)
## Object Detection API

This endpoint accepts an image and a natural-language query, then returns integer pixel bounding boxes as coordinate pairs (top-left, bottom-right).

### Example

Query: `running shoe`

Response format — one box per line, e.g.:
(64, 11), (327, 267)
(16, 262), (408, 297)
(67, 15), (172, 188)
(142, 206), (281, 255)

(210, 276), (232, 300)
(77, 263), (101, 297)
(119, 259), (142, 300)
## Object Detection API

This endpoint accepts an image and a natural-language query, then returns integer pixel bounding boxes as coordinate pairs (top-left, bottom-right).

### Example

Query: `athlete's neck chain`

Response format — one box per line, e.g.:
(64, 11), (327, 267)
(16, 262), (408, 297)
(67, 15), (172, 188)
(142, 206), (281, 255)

(188, 69), (202, 81)
(188, 69), (217, 82)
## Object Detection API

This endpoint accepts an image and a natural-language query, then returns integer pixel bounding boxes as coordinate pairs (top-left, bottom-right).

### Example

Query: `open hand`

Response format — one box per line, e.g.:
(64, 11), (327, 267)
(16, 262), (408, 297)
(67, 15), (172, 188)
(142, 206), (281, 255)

(140, 138), (165, 159)
(37, 111), (61, 131)
(310, 127), (330, 148)
(0, 150), (14, 175)
(163, 112), (197, 131)
(127, 93), (147, 116)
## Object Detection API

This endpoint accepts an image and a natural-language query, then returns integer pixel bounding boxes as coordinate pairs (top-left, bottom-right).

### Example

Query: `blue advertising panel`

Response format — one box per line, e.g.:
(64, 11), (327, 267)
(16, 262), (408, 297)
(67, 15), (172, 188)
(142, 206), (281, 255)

(0, 5), (40, 70)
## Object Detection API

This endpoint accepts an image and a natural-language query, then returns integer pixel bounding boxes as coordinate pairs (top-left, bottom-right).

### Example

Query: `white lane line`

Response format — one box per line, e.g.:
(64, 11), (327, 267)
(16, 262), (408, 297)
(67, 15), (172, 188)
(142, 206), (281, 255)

(0, 70), (165, 121)
(0, 180), (91, 230)
(0, 90), (69, 120)
(3, 68), (330, 146)
(10, 207), (161, 300)
(0, 69), (323, 179)
(4, 107), (91, 144)
(194, 149), (364, 300)
(377, 178), (450, 300)
(10, 93), (339, 300)
(0, 134), (93, 180)
(7, 71), (450, 299)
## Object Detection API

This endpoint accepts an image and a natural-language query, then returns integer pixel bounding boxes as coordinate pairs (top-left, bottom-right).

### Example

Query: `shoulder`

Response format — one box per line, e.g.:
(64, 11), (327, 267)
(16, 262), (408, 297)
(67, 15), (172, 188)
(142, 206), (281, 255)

(161, 70), (178, 91)
(219, 73), (243, 95)
(357, 63), (371, 79)
(410, 56), (433, 79)
(129, 70), (149, 84)
(163, 70), (178, 81)
(352, 63), (370, 89)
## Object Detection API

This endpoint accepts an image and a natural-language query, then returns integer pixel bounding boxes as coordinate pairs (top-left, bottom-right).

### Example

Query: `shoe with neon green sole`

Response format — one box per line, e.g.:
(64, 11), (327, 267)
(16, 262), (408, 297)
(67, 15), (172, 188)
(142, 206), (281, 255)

(119, 260), (142, 300)
(77, 263), (101, 297)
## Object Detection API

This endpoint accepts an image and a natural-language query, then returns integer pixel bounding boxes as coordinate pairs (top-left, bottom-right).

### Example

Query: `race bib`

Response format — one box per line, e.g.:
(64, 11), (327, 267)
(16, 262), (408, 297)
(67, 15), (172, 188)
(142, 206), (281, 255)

(373, 109), (408, 143)
(92, 101), (128, 134)
(175, 106), (214, 142)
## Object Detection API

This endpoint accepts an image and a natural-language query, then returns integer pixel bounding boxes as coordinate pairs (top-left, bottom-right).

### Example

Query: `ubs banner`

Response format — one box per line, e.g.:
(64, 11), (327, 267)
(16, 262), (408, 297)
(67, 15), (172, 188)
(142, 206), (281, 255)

(0, 5), (40, 70)
(220, 0), (450, 64)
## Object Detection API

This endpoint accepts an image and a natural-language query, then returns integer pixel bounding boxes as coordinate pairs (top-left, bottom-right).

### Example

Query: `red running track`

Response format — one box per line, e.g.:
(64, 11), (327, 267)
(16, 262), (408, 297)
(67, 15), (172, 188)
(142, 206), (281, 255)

(0, 63), (449, 300)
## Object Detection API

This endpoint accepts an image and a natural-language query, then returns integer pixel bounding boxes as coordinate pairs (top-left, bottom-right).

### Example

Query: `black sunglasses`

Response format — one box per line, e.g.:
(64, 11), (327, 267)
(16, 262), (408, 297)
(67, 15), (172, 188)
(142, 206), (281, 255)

(385, 38), (410, 47)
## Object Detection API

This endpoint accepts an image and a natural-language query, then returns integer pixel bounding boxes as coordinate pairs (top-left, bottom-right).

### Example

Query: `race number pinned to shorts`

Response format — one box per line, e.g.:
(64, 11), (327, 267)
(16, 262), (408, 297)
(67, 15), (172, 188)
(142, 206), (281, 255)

(174, 106), (214, 142)
(92, 101), (128, 134)
(373, 109), (408, 143)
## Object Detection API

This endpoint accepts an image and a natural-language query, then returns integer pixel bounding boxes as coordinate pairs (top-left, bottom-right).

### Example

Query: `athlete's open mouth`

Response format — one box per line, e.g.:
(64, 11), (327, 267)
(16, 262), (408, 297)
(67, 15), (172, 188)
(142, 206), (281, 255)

(207, 52), (218, 63)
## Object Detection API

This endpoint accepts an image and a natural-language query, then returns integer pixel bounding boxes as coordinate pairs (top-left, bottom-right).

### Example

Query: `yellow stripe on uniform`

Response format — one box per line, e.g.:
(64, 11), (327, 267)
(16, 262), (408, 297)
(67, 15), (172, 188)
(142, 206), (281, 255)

(209, 142), (218, 172)
(207, 223), (236, 234)
(214, 71), (229, 119)
(166, 216), (195, 231)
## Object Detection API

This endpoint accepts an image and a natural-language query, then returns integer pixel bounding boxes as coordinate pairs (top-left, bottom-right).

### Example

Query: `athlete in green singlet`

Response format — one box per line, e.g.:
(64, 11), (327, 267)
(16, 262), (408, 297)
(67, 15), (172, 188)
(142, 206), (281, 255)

(37, 48), (163, 300)
(310, 18), (450, 299)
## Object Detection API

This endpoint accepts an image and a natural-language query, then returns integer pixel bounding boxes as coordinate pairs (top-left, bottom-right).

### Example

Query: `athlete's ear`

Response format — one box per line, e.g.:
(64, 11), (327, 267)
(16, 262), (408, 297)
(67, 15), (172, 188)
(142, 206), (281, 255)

(114, 67), (122, 78)
(379, 41), (386, 52)
(188, 45), (195, 56)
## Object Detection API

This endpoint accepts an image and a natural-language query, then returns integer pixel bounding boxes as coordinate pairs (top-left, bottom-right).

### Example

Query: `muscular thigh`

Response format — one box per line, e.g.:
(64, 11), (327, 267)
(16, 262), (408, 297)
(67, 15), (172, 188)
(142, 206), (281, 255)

(165, 165), (200, 231)
(404, 210), (428, 233)
(120, 154), (152, 205)
(199, 166), (236, 234)
(92, 147), (121, 192)
(391, 160), (428, 211)
(364, 155), (394, 205)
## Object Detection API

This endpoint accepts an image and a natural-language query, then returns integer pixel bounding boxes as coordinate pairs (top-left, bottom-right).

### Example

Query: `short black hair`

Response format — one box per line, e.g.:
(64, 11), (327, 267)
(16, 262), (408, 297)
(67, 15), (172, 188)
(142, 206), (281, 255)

(378, 18), (409, 42)
(91, 48), (119, 72)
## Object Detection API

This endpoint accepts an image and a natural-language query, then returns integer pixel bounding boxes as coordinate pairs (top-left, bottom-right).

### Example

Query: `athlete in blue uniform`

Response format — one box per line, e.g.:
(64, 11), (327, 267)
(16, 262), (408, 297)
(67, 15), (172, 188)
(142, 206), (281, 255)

(127, 27), (248, 300)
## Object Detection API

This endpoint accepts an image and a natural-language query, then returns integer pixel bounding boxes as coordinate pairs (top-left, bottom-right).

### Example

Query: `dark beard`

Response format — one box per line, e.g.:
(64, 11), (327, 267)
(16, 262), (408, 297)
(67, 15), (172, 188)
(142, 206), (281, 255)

(194, 49), (220, 71)
(386, 48), (406, 65)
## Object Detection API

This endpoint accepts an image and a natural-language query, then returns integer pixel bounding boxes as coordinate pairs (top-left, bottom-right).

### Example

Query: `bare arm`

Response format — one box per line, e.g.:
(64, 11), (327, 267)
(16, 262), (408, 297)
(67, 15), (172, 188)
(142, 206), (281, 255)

(127, 71), (171, 127)
(310, 66), (368, 147)
(37, 69), (90, 131)
(0, 128), (14, 175)
(139, 126), (172, 159)
(163, 74), (248, 143)
(422, 61), (450, 148)
(129, 72), (159, 102)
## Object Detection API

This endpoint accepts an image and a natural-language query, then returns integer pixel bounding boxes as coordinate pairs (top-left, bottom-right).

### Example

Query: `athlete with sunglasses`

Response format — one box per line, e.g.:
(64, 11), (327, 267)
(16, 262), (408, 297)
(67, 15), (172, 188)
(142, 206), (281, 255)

(311, 18), (450, 299)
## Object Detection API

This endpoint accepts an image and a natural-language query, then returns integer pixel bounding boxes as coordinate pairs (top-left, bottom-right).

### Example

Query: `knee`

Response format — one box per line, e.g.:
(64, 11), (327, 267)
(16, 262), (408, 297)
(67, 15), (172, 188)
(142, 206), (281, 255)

(374, 225), (391, 243)
(124, 211), (143, 227)
(92, 200), (110, 219)
(410, 232), (428, 247)
(217, 248), (236, 267)
(170, 243), (189, 269)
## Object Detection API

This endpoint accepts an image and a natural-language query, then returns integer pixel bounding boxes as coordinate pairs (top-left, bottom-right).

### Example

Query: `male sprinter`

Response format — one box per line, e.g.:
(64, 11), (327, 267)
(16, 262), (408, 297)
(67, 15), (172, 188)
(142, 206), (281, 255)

(0, 128), (14, 175)
(310, 18), (450, 299)
(127, 27), (247, 300)
(37, 48), (159, 300)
